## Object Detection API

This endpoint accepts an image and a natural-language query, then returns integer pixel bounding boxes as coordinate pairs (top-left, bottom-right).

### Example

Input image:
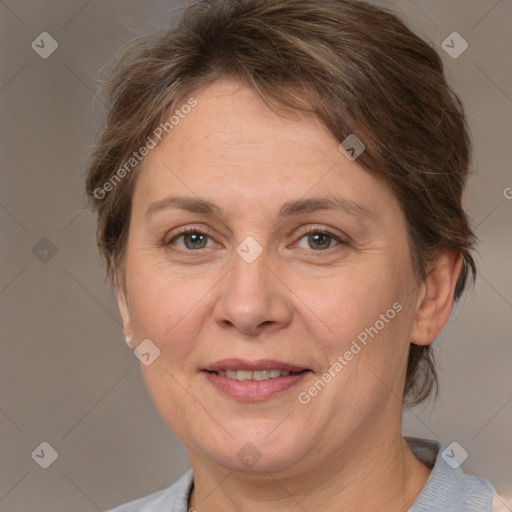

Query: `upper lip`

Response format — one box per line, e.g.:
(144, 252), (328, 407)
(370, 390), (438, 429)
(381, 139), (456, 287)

(203, 358), (310, 373)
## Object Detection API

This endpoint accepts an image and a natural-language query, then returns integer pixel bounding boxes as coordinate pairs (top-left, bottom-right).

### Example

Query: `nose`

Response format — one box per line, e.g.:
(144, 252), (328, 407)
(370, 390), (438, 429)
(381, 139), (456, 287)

(213, 246), (293, 337)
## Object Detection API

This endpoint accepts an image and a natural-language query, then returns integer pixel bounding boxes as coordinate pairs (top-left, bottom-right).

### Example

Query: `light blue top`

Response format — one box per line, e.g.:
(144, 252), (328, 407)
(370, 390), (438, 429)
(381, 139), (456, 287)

(107, 437), (497, 512)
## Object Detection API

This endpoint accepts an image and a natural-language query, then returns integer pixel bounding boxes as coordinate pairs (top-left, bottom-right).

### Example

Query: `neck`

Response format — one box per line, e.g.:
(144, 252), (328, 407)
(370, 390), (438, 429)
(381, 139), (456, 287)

(188, 428), (431, 512)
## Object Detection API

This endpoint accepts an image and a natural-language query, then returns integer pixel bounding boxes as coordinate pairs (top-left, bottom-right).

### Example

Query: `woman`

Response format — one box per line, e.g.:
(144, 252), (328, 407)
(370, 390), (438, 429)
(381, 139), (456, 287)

(86, 0), (498, 510)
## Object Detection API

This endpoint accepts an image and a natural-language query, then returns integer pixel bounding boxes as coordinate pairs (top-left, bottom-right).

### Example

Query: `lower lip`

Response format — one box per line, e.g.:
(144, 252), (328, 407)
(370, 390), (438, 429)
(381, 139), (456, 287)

(202, 370), (311, 401)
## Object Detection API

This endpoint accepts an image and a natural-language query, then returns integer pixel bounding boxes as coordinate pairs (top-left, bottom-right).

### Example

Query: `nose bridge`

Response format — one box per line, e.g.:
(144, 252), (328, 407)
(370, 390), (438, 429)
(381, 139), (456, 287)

(213, 240), (291, 335)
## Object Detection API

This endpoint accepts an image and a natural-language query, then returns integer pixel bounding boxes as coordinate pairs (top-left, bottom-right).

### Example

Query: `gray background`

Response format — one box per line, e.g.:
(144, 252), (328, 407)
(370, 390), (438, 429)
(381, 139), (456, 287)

(0, 1), (511, 510)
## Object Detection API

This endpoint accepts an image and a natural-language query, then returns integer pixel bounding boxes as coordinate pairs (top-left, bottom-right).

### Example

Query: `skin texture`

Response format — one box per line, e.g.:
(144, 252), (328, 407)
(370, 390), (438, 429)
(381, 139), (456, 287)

(118, 80), (462, 511)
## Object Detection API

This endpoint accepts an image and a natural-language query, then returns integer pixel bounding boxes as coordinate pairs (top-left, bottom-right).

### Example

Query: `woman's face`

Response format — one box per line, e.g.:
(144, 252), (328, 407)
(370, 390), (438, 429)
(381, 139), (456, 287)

(119, 80), (424, 474)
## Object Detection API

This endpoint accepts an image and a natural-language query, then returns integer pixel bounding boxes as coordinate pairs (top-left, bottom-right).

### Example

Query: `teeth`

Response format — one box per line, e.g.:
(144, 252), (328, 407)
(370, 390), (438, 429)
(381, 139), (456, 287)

(236, 370), (253, 381)
(216, 369), (294, 381)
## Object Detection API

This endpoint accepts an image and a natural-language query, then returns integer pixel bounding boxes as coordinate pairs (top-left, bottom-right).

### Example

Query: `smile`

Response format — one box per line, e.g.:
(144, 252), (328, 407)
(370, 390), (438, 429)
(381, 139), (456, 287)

(210, 369), (301, 381)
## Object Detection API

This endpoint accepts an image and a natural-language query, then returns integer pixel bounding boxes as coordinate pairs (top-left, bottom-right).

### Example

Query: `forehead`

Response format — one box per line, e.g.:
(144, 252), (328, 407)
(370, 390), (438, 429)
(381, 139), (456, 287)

(168, 81), (338, 169)
(133, 80), (400, 223)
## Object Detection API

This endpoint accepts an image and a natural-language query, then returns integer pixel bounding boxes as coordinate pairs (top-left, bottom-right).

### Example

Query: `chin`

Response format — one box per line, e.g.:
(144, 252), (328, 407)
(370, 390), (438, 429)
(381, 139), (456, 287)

(203, 434), (309, 474)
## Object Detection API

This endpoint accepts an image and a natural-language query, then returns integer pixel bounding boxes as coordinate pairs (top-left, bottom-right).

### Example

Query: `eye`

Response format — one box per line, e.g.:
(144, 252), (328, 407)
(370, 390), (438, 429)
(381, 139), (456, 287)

(167, 228), (214, 250)
(295, 227), (344, 251)
(165, 226), (346, 253)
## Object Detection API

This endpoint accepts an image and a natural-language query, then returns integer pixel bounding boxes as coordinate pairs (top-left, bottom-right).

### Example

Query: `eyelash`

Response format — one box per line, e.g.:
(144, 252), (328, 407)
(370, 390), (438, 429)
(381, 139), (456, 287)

(165, 225), (347, 253)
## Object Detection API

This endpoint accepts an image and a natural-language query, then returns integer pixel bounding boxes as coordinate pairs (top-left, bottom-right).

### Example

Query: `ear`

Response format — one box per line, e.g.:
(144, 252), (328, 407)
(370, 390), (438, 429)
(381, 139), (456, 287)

(117, 288), (134, 348)
(410, 249), (463, 346)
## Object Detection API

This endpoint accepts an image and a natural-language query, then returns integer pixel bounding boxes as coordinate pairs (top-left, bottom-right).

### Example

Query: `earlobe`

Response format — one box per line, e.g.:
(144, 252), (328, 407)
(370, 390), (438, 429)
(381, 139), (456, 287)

(410, 249), (463, 347)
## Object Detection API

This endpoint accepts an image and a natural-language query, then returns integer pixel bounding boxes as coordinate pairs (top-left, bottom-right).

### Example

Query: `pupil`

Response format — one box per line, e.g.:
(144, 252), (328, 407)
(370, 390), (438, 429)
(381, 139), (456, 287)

(186, 232), (206, 249)
(310, 233), (330, 249)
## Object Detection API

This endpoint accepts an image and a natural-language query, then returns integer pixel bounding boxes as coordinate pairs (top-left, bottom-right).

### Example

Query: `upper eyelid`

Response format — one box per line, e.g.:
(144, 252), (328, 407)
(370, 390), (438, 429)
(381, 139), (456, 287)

(297, 225), (345, 239)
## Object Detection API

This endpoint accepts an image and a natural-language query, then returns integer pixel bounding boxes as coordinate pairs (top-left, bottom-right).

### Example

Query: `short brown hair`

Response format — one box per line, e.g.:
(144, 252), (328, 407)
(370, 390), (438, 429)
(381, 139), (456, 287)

(86, 0), (476, 406)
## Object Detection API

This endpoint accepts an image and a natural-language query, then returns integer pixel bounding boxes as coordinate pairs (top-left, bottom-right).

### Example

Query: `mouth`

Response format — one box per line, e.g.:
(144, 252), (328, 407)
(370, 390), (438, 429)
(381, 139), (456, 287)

(205, 368), (305, 381)
(201, 358), (312, 401)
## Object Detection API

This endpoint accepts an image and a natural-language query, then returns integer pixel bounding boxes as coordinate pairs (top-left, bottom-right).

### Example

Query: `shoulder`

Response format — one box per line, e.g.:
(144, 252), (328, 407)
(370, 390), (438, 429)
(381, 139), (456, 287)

(406, 437), (497, 512)
(105, 469), (194, 512)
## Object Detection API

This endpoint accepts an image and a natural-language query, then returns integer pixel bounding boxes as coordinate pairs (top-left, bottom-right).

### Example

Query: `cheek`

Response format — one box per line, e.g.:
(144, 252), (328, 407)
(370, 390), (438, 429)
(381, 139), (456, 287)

(297, 254), (415, 397)
(124, 265), (210, 430)
(307, 261), (407, 345)
(124, 260), (205, 361)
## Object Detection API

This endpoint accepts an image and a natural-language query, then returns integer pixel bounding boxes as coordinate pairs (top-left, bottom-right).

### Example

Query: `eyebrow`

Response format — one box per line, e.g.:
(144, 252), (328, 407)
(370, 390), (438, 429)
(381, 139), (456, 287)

(145, 194), (374, 220)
